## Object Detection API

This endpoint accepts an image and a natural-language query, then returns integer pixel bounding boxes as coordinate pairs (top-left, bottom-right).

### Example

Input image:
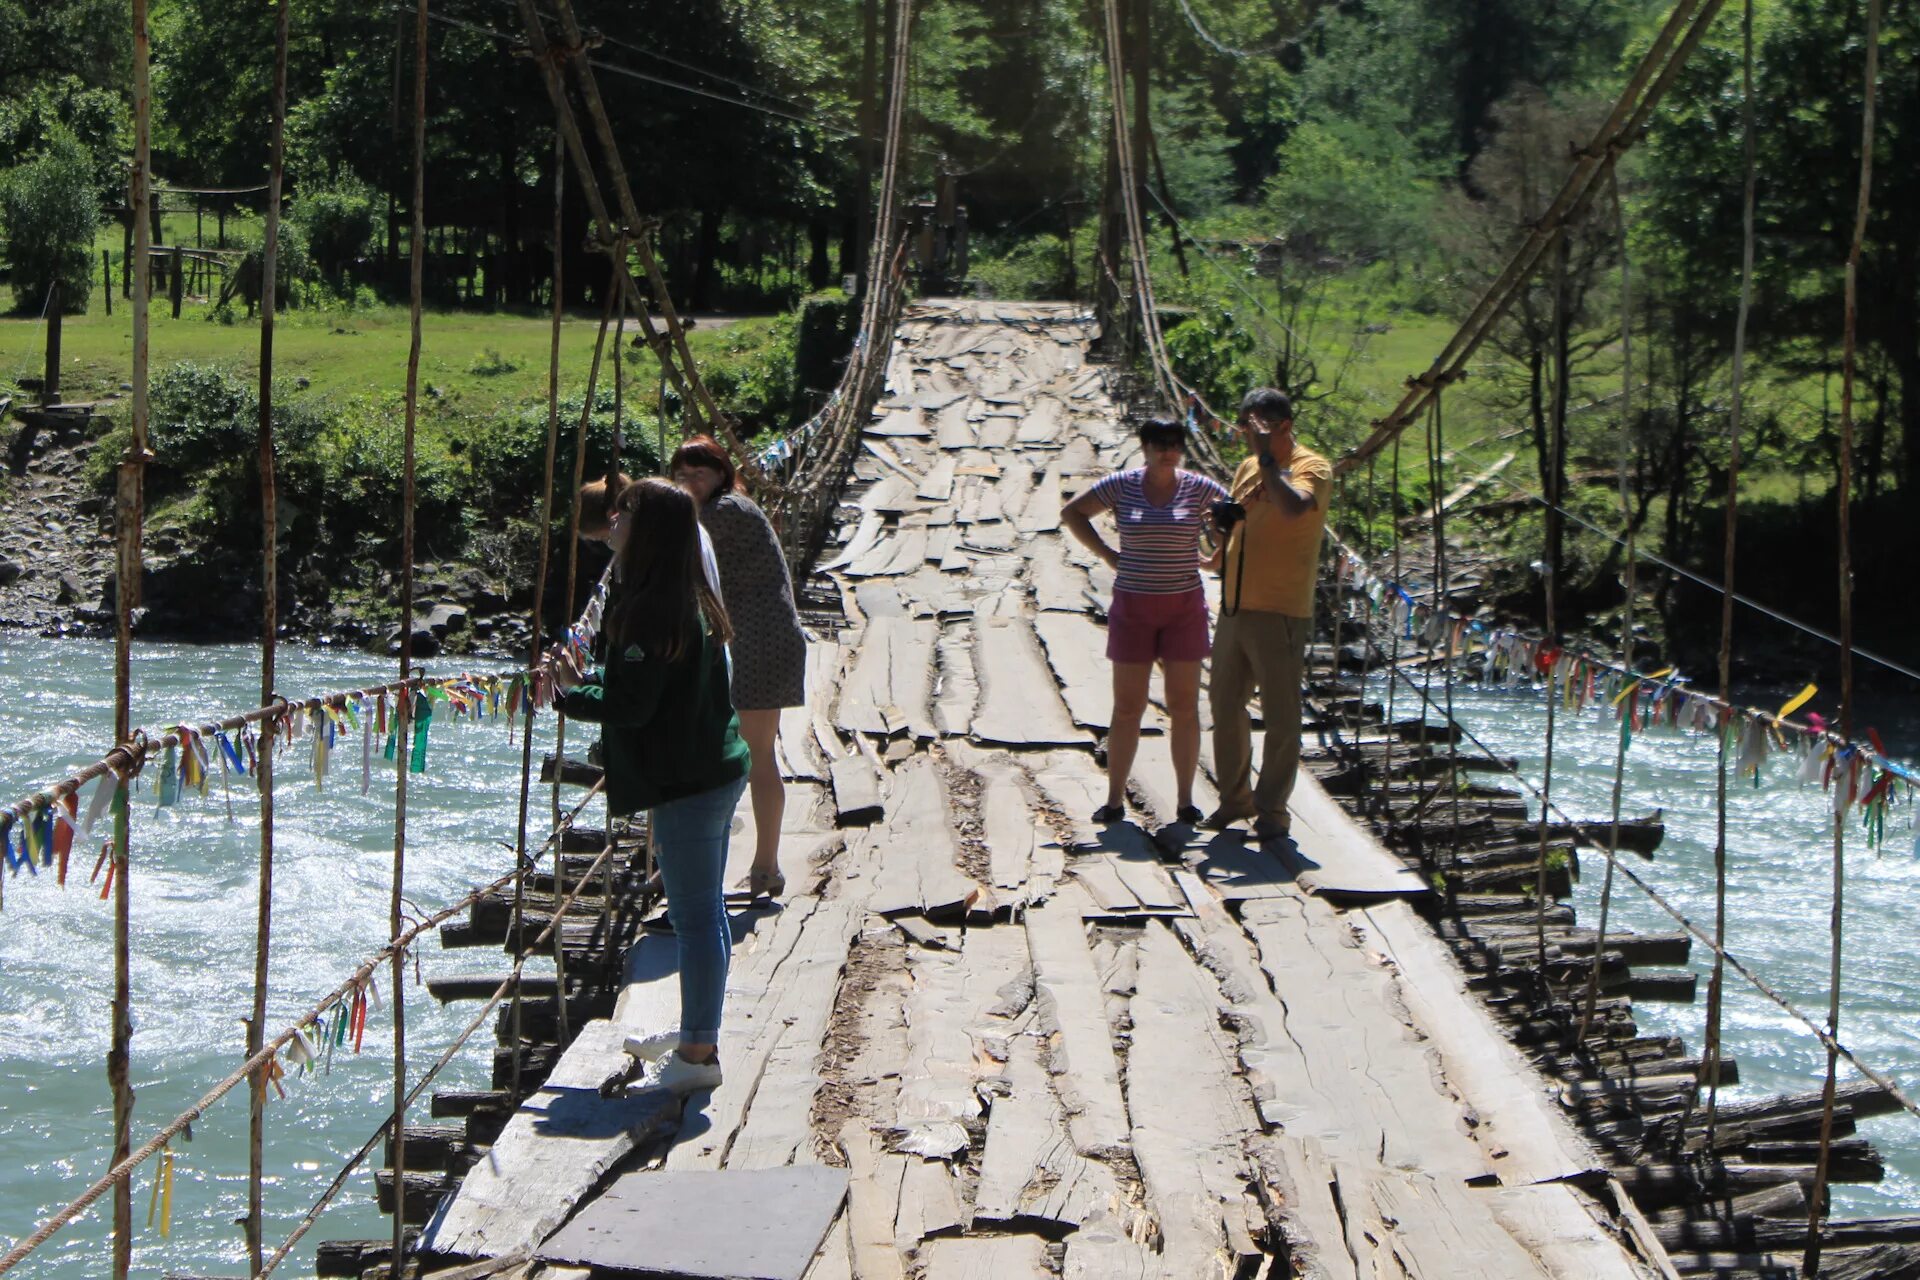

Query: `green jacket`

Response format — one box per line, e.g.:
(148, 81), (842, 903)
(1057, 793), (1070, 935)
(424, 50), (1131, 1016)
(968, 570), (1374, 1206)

(556, 622), (749, 816)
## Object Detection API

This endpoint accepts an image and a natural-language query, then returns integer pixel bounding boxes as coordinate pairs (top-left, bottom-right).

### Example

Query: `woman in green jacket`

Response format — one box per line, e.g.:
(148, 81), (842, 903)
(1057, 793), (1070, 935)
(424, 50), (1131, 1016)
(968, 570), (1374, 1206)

(554, 478), (750, 1096)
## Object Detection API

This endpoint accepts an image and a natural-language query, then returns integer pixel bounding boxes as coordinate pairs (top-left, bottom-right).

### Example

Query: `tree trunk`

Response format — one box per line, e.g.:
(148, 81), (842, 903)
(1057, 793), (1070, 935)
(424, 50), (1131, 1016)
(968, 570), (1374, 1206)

(692, 209), (721, 312)
(808, 220), (832, 289)
(43, 281), (62, 404)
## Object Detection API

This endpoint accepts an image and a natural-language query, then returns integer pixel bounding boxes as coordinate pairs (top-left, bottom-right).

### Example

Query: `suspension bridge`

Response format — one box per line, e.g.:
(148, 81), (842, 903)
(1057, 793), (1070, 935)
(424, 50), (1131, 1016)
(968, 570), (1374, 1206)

(0, 0), (1912, 1275)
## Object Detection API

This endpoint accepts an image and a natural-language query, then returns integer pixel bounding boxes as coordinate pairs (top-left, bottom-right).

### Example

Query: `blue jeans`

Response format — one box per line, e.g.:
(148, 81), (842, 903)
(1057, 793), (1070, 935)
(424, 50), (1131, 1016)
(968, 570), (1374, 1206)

(650, 774), (747, 1045)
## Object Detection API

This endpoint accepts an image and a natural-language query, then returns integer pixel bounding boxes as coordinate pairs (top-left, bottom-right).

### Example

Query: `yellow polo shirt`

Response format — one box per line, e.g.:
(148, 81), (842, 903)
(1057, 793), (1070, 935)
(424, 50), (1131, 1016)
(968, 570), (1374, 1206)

(1221, 443), (1332, 618)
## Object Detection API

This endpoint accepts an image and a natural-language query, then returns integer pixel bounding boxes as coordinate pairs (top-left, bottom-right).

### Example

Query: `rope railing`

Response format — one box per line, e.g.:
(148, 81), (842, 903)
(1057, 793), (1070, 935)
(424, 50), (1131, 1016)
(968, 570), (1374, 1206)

(1321, 532), (1920, 1127)
(253, 820), (624, 1279)
(0, 779), (601, 1276)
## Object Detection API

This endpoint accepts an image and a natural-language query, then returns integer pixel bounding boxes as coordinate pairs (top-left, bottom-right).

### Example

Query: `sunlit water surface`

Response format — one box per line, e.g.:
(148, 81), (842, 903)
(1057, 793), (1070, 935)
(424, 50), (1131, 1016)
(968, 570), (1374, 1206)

(0, 636), (560, 1277)
(1381, 672), (1920, 1218)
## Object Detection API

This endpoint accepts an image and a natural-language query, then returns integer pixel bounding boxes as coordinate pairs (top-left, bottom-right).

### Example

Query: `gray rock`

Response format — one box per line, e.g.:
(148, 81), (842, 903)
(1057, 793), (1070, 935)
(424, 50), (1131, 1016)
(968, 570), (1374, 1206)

(0, 559), (19, 586)
(425, 602), (468, 636)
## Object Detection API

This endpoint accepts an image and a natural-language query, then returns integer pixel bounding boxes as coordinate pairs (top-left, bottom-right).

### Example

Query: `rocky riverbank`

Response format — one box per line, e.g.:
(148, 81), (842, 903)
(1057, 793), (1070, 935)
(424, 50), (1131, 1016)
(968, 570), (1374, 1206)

(1, 405), (551, 662)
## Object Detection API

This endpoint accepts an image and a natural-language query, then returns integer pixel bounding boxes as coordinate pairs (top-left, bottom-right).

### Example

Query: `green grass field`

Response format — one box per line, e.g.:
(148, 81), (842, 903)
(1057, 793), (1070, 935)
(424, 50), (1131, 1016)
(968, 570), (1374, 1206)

(0, 294), (776, 428)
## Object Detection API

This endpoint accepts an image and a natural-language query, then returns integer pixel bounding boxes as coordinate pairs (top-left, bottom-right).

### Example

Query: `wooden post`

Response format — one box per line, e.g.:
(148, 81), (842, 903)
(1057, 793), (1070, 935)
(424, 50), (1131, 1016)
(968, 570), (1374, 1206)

(121, 221), (131, 298)
(245, 4), (292, 1272)
(391, 3), (429, 1271)
(218, 199), (227, 250)
(112, 3), (155, 1276)
(169, 247), (183, 319)
(195, 196), (203, 249)
(1129, 0), (1150, 364)
(43, 281), (62, 405)
(102, 250), (112, 317)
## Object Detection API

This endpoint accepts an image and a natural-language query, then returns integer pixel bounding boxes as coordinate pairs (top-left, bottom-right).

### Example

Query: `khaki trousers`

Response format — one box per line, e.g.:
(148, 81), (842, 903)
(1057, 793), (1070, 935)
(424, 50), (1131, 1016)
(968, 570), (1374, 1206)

(1209, 610), (1310, 828)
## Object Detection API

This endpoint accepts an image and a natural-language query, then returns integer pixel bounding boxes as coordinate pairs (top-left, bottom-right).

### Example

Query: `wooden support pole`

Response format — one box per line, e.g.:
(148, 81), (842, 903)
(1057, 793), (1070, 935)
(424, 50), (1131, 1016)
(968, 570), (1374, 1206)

(102, 250), (112, 317)
(170, 246), (183, 319)
(1806, 1), (1877, 1271)
(111, 5), (155, 1277)
(42, 281), (61, 405)
(246, 2), (291, 1271)
(391, 0), (429, 1271)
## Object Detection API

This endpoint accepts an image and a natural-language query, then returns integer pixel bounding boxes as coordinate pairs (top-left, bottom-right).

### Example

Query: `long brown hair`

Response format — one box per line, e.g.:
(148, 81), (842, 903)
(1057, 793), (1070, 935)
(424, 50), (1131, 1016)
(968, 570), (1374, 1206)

(604, 477), (733, 661)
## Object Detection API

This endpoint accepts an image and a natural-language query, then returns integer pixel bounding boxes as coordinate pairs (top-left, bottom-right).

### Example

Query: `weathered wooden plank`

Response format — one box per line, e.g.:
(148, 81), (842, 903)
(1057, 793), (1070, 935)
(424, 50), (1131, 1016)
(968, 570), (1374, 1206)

(1487, 1183), (1652, 1280)
(1016, 395), (1066, 445)
(1025, 539), (1091, 613)
(835, 616), (940, 741)
(894, 934), (998, 1156)
(980, 768), (1036, 893)
(869, 757), (982, 919)
(916, 454), (958, 502)
(1032, 611), (1113, 730)
(974, 1033), (1123, 1232)
(1125, 922), (1263, 1272)
(1023, 883), (1130, 1158)
(840, 1120), (907, 1280)
(1016, 463), (1064, 534)
(932, 620), (978, 737)
(1284, 772), (1431, 901)
(921, 1235), (1048, 1279)
(969, 617), (1085, 748)
(1356, 899), (1606, 1185)
(893, 1157), (964, 1254)
(829, 748), (886, 826)
(1236, 889), (1491, 1180)
(824, 512), (886, 572)
(419, 1021), (682, 1260)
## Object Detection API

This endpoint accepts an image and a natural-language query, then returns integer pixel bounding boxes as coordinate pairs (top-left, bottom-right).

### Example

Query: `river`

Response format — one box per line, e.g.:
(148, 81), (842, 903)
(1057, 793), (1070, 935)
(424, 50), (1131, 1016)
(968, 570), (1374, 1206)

(2, 636), (1918, 1277)
(0, 635), (559, 1278)
(1385, 671), (1920, 1218)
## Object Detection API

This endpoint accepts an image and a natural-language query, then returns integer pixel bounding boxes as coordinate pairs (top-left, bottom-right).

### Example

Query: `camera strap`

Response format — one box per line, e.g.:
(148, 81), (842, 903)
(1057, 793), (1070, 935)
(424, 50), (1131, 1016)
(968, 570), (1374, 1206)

(1224, 525), (1247, 617)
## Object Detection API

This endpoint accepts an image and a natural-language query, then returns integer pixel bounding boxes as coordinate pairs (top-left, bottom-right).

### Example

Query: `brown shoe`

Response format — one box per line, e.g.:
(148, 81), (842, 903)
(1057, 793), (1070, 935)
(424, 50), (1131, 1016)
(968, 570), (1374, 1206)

(1202, 806), (1256, 831)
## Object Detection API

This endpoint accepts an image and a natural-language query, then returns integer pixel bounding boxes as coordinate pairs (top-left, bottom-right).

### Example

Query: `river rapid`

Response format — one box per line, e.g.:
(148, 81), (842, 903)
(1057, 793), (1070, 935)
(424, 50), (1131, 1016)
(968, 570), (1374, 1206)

(1383, 672), (1920, 1218)
(3, 635), (1919, 1276)
(0, 635), (561, 1278)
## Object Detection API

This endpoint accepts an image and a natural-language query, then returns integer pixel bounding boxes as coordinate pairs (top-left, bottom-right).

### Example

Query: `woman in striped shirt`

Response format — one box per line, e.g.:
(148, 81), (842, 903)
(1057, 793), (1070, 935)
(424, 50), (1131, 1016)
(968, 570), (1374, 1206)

(1061, 418), (1229, 825)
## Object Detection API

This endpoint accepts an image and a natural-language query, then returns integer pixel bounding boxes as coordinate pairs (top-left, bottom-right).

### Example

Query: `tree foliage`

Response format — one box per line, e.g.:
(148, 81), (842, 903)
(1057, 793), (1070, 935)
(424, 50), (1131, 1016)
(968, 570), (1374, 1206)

(0, 126), (100, 314)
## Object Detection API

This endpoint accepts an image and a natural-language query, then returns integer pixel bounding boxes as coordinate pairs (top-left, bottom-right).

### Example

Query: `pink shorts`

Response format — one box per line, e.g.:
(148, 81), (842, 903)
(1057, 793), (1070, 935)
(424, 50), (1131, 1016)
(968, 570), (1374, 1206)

(1106, 587), (1211, 664)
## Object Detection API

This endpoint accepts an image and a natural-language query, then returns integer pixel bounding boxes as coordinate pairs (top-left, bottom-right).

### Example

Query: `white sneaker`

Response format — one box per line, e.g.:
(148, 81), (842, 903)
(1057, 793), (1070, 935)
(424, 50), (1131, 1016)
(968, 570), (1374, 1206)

(623, 1031), (680, 1062)
(656, 1050), (723, 1096)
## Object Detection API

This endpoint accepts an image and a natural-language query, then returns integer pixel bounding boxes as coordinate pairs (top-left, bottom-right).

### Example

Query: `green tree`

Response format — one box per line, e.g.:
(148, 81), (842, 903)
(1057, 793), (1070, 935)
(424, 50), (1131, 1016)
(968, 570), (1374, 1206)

(0, 126), (100, 314)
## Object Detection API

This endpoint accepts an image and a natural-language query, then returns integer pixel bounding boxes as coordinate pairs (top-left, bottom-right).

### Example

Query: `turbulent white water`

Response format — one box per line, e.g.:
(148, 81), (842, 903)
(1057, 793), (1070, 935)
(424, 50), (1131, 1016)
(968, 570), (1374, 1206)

(1379, 671), (1920, 1217)
(3, 635), (1918, 1275)
(0, 636), (562, 1278)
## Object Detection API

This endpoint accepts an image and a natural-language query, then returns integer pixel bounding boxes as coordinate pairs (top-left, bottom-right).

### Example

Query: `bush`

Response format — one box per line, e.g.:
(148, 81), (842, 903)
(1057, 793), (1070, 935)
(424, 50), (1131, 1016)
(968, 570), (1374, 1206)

(0, 126), (99, 315)
(467, 348), (518, 377)
(970, 234), (1074, 300)
(289, 182), (377, 291)
(1164, 303), (1263, 414)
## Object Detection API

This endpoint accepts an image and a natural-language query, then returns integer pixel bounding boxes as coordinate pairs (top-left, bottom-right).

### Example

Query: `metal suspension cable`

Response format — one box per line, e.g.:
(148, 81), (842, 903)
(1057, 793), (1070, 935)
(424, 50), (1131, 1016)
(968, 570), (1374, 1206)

(1479, 470), (1920, 688)
(246, 1), (291, 1269)
(0, 778), (602, 1277)
(1340, 0), (1729, 474)
(1357, 637), (1920, 1132)
(1807, 0), (1879, 1270)
(1098, 0), (1177, 412)
(1533, 238), (1571, 969)
(1173, 0), (1298, 58)
(416, 5), (860, 138)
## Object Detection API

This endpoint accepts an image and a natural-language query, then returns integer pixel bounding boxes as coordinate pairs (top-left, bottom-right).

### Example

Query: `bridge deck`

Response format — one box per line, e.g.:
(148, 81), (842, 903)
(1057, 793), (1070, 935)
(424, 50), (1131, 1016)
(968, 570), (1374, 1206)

(424, 301), (1668, 1279)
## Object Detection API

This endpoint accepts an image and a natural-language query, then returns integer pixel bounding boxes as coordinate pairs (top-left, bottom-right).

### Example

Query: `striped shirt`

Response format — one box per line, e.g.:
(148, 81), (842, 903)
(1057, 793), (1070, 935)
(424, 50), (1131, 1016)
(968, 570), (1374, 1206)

(1091, 467), (1229, 594)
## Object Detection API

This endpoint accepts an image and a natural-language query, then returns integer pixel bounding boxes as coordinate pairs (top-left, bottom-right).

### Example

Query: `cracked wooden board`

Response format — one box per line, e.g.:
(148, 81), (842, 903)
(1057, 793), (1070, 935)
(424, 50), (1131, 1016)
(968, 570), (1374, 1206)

(835, 615), (939, 741)
(1022, 882), (1130, 1158)
(969, 616), (1085, 748)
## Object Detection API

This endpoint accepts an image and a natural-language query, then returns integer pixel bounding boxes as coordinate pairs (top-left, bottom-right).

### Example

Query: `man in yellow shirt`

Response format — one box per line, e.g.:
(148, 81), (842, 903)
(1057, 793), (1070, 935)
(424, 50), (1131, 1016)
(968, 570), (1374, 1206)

(1206, 388), (1332, 838)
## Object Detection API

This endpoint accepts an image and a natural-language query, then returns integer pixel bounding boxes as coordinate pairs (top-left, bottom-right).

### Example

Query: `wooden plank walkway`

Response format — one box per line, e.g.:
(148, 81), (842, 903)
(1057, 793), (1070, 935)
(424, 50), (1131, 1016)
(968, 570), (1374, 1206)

(423, 300), (1668, 1280)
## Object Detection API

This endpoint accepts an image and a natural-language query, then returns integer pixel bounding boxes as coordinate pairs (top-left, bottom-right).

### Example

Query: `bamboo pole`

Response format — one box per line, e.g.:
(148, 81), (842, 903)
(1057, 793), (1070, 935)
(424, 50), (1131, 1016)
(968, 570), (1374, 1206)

(1704, 0), (1758, 1149)
(110, 4), (154, 1274)
(1806, 0), (1877, 1271)
(512, 128), (567, 1106)
(245, 1), (291, 1269)
(390, 0), (429, 1268)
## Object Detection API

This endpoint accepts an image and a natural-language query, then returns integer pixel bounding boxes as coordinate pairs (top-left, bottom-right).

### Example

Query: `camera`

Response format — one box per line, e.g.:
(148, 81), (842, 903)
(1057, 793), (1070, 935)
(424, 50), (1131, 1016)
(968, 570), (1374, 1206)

(1211, 499), (1247, 532)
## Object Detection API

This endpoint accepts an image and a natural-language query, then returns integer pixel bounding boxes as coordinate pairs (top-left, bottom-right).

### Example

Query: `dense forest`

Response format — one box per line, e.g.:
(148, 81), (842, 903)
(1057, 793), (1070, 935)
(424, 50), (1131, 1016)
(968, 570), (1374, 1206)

(2, 0), (1914, 669)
